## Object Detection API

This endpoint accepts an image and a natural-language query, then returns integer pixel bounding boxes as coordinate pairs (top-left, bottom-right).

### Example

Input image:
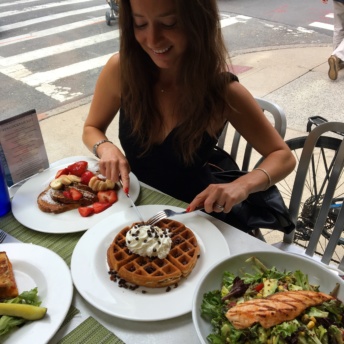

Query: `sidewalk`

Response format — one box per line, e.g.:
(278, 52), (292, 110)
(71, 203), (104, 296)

(39, 45), (343, 164)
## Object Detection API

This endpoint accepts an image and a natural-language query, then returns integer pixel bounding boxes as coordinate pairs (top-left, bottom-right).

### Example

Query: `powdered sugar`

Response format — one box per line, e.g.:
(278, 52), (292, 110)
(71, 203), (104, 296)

(40, 189), (58, 204)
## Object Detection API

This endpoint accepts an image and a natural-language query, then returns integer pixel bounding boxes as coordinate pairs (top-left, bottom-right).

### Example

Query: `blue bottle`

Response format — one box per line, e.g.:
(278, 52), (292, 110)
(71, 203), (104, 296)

(0, 162), (11, 216)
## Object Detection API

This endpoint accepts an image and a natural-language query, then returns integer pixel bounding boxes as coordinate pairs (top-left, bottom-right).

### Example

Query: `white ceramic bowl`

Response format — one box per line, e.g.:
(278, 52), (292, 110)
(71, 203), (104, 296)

(192, 251), (344, 344)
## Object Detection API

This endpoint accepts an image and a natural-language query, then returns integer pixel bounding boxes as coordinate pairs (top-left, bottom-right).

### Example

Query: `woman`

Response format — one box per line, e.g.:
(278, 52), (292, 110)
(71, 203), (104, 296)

(83, 0), (295, 229)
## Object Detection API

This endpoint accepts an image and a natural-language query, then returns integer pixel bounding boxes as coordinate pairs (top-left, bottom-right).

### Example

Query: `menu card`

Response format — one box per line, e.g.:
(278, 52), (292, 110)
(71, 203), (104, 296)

(0, 109), (49, 187)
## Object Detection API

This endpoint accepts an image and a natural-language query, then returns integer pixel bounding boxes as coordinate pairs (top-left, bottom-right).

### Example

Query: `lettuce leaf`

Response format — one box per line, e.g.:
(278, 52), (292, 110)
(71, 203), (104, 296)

(0, 288), (41, 337)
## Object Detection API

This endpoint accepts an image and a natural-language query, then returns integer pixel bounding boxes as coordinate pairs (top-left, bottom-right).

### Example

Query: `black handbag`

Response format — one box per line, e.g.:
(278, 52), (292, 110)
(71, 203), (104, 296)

(208, 147), (295, 234)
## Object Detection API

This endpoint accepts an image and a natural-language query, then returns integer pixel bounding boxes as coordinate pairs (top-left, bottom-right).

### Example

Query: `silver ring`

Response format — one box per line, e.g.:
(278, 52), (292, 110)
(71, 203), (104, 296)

(214, 203), (224, 211)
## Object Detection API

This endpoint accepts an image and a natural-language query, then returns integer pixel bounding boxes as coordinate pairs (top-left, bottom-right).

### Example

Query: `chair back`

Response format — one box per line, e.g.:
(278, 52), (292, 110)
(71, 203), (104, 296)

(217, 97), (287, 170)
(283, 121), (344, 270)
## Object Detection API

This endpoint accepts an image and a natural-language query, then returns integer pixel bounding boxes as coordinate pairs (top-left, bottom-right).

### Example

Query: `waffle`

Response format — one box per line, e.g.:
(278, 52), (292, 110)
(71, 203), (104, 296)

(107, 219), (200, 288)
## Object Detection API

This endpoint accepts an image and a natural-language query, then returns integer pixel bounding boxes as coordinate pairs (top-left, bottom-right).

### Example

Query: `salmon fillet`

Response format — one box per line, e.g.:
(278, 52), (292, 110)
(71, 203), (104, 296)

(226, 290), (333, 329)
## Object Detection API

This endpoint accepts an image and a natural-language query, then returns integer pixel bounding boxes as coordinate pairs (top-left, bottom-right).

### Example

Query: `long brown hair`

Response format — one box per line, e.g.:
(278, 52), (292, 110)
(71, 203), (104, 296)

(119, 0), (232, 164)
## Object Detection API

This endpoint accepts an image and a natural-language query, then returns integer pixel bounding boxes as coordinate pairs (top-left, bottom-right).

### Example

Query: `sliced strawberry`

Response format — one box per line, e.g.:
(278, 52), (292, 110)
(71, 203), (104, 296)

(63, 190), (72, 199)
(67, 161), (88, 177)
(93, 202), (112, 213)
(55, 167), (70, 179)
(80, 170), (95, 185)
(69, 188), (83, 201)
(97, 190), (118, 204)
(78, 207), (94, 217)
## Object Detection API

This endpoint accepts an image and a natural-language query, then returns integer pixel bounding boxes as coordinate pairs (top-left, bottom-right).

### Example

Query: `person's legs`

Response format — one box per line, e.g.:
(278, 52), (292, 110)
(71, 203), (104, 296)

(328, 2), (344, 80)
(332, 1), (344, 54)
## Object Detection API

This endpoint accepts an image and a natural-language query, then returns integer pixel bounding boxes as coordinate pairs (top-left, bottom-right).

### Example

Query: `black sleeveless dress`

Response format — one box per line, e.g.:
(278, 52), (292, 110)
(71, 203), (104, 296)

(119, 112), (219, 203)
(119, 73), (239, 204)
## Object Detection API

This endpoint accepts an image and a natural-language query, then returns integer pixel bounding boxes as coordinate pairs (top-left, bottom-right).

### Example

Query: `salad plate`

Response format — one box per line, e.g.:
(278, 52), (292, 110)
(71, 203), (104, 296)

(11, 156), (140, 233)
(192, 251), (344, 344)
(71, 205), (230, 321)
(0, 243), (73, 344)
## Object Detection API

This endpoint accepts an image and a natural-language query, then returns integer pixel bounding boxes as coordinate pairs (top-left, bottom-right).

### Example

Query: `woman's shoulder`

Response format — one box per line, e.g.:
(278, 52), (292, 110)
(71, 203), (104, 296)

(97, 52), (121, 98)
(105, 52), (120, 70)
(102, 53), (121, 81)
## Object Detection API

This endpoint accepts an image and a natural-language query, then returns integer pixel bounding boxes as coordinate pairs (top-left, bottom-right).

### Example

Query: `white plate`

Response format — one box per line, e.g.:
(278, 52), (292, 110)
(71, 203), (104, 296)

(71, 205), (230, 321)
(192, 251), (344, 344)
(1, 243), (73, 344)
(11, 156), (140, 233)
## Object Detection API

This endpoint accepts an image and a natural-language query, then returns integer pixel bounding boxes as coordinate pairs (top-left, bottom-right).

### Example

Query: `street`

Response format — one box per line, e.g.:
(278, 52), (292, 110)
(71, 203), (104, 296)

(0, 0), (334, 120)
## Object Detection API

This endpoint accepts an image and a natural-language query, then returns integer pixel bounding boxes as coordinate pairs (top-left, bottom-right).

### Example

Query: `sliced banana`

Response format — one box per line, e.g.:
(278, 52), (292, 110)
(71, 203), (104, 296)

(89, 176), (115, 191)
(50, 174), (81, 190)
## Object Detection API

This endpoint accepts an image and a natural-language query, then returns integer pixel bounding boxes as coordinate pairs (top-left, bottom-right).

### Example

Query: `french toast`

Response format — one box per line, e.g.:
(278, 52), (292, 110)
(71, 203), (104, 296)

(37, 183), (98, 214)
(50, 184), (97, 205)
(107, 219), (200, 288)
(0, 252), (19, 299)
(37, 187), (82, 214)
(37, 160), (118, 215)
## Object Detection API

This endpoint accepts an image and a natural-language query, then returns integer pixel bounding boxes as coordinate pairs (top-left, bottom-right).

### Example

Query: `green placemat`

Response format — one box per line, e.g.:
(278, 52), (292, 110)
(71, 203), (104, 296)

(0, 186), (188, 266)
(57, 317), (125, 344)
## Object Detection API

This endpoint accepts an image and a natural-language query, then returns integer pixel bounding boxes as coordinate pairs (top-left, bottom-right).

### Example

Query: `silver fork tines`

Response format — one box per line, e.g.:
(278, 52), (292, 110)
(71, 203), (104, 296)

(146, 209), (188, 226)
(0, 230), (7, 243)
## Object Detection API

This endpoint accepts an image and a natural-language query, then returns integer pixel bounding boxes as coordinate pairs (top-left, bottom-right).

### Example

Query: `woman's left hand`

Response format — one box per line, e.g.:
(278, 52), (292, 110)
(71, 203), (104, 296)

(187, 182), (249, 214)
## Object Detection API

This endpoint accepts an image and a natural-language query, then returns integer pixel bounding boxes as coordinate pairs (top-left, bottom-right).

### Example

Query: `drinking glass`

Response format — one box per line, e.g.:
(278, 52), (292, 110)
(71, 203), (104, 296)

(0, 162), (11, 216)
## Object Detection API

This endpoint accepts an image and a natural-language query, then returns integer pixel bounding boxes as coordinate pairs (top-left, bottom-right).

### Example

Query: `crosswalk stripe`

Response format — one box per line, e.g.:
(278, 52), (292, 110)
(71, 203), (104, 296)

(309, 22), (334, 31)
(0, 5), (108, 32)
(0, 31), (119, 67)
(0, 0), (96, 18)
(0, 0), (42, 8)
(220, 15), (251, 28)
(21, 53), (114, 86)
(0, 16), (105, 46)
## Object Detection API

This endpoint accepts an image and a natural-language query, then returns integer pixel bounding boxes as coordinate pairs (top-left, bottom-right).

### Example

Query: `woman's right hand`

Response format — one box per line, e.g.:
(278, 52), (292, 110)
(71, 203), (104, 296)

(97, 143), (131, 193)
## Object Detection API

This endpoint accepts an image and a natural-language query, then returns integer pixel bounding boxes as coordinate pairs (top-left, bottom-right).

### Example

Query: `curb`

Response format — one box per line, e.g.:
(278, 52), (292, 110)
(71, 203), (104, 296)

(38, 95), (93, 121)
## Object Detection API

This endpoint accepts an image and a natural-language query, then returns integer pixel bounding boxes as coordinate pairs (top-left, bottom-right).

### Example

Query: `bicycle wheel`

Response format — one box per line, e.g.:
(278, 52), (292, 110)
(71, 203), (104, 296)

(277, 135), (344, 263)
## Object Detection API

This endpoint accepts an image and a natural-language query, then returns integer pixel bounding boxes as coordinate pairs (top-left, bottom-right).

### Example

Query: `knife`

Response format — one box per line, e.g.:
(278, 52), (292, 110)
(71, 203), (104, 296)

(119, 180), (145, 223)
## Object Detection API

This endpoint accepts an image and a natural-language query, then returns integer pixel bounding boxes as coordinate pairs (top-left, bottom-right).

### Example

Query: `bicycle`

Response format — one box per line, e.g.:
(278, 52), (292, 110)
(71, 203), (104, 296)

(277, 116), (344, 263)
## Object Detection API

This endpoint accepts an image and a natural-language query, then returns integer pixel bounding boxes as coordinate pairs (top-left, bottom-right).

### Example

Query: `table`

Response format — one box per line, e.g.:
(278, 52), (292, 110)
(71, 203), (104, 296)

(0, 183), (280, 344)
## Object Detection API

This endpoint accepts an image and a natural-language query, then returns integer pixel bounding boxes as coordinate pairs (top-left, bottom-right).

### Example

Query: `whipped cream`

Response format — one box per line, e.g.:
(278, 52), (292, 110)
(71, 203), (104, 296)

(126, 224), (172, 259)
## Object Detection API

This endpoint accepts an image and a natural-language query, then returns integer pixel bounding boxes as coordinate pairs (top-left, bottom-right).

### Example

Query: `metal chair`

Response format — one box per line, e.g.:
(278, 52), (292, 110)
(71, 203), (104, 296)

(217, 97), (287, 241)
(217, 97), (287, 170)
(274, 121), (344, 272)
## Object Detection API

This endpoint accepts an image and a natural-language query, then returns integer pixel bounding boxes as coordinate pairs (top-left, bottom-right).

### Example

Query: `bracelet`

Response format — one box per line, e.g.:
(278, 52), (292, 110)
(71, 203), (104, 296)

(254, 168), (272, 191)
(92, 139), (113, 158)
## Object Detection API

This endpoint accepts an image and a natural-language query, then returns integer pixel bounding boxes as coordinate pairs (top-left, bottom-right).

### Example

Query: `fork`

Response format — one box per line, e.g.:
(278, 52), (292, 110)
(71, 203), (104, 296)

(146, 209), (189, 225)
(0, 230), (7, 243)
(146, 207), (206, 226)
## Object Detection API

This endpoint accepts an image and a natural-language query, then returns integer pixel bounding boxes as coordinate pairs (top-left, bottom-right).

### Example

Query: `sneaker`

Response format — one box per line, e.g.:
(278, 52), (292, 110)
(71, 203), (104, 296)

(328, 55), (339, 80)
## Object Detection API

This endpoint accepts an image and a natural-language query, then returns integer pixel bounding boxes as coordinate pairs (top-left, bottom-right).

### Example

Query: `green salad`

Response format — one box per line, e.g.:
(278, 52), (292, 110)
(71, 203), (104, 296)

(201, 257), (344, 344)
(0, 288), (42, 338)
